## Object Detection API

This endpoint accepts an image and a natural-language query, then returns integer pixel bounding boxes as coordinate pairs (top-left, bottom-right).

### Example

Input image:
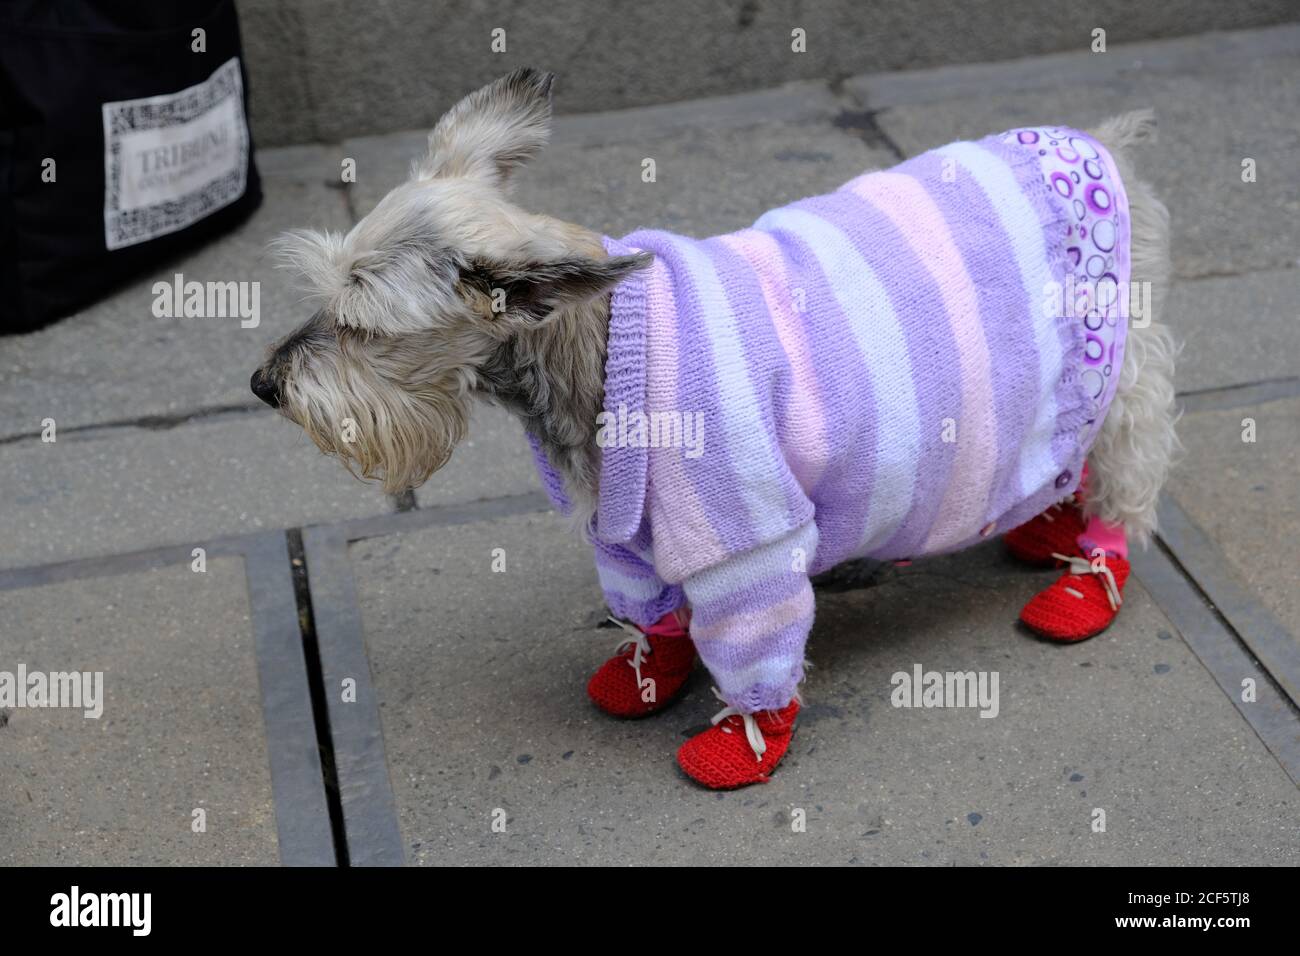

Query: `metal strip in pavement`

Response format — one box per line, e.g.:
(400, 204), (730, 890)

(0, 530), (339, 864)
(1131, 517), (1300, 786)
(329, 490), (551, 543)
(243, 532), (338, 865)
(1154, 494), (1300, 707)
(0, 534), (252, 591)
(0, 492), (551, 592)
(302, 524), (405, 866)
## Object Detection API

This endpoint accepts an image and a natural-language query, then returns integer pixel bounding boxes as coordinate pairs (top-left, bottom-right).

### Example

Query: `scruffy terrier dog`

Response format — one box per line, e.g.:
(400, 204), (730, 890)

(253, 69), (1177, 789)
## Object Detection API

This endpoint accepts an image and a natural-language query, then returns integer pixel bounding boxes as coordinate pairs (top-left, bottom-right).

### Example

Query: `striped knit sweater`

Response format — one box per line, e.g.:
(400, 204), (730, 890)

(531, 127), (1131, 713)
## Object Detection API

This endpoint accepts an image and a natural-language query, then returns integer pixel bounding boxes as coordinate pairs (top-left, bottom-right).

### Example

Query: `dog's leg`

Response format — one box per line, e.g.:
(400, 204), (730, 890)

(1004, 492), (1087, 567)
(674, 524), (815, 789)
(586, 539), (696, 718)
(1019, 461), (1136, 640)
(1019, 111), (1177, 642)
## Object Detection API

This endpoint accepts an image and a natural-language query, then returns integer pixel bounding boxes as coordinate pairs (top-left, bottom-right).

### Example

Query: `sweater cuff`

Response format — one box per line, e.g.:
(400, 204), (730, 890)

(683, 523), (818, 713)
(593, 536), (686, 629)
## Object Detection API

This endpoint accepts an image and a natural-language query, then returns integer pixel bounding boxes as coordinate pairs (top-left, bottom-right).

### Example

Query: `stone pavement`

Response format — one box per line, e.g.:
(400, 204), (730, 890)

(2, 25), (1297, 865)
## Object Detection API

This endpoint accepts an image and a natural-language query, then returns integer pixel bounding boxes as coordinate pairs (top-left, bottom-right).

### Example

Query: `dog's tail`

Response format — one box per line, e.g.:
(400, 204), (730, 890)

(1082, 109), (1180, 546)
(1089, 107), (1159, 152)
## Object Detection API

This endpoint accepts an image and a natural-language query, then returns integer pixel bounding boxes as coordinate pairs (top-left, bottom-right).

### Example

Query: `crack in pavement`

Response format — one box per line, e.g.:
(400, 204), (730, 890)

(0, 402), (270, 446)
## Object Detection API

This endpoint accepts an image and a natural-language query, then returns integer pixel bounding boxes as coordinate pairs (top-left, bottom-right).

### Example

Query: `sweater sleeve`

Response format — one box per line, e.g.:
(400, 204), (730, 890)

(525, 430), (574, 515)
(680, 521), (818, 713)
(526, 431), (684, 628)
(592, 535), (686, 629)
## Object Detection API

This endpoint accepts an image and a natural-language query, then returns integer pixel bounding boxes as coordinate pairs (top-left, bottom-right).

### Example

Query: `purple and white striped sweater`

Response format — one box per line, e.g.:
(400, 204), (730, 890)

(531, 128), (1132, 713)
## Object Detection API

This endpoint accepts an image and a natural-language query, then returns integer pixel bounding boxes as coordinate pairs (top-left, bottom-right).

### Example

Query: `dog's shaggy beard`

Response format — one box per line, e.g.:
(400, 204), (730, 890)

(282, 334), (474, 494)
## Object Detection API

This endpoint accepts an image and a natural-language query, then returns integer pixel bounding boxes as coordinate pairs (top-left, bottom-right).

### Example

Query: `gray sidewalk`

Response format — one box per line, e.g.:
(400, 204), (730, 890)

(2, 25), (1298, 865)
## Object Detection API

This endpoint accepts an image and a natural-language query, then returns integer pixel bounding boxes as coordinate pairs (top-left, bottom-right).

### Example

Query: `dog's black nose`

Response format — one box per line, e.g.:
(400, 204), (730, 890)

(250, 369), (281, 408)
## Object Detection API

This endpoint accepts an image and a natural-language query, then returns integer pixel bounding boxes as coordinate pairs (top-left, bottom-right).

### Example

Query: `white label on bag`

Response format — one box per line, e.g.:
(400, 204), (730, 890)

(102, 57), (249, 250)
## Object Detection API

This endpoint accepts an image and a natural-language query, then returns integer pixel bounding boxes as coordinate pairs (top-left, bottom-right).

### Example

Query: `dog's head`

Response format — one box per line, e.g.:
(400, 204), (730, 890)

(252, 68), (648, 492)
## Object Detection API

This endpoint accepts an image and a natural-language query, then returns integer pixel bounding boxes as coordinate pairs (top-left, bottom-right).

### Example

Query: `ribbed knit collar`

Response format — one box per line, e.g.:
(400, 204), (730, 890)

(594, 235), (651, 544)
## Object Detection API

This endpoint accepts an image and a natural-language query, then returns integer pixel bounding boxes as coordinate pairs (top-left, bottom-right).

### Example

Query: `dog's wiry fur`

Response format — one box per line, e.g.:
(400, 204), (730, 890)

(260, 69), (642, 502)
(257, 68), (1176, 549)
(1084, 109), (1180, 545)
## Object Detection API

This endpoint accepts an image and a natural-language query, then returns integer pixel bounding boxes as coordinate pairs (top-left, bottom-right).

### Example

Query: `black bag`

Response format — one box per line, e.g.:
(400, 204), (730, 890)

(0, 0), (262, 333)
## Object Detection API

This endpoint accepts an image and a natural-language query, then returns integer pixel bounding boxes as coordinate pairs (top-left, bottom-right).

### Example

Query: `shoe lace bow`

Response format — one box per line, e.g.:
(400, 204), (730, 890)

(608, 616), (653, 690)
(1051, 551), (1122, 611)
(709, 687), (766, 762)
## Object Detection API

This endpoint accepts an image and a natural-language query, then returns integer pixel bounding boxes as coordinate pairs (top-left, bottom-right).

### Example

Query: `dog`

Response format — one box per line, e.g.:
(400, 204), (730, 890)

(252, 68), (1177, 789)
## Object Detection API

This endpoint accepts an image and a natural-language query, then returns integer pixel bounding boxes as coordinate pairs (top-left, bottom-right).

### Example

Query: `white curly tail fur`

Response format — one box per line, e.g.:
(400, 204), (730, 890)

(1083, 109), (1181, 546)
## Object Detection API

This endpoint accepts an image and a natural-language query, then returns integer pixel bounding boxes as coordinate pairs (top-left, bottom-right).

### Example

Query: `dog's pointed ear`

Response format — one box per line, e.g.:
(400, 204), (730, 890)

(415, 68), (555, 187)
(457, 252), (652, 332)
(271, 228), (349, 301)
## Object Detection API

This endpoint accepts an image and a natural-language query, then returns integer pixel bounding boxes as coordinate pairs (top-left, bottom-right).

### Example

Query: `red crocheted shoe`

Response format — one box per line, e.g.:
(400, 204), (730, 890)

(1004, 495), (1085, 567)
(677, 693), (800, 790)
(587, 612), (696, 718)
(1019, 549), (1130, 642)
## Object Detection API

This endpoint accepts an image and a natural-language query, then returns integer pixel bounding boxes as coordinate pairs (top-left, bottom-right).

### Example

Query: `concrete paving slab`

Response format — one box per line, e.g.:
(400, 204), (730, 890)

(336, 130), (422, 215)
(1165, 397), (1300, 637)
(237, 3), (1300, 148)
(1170, 269), (1300, 394)
(0, 558), (279, 865)
(339, 79), (843, 207)
(866, 52), (1300, 279)
(414, 403), (539, 510)
(524, 120), (898, 241)
(848, 24), (1300, 110)
(345, 116), (898, 239)
(349, 514), (1298, 865)
(1131, 531), (1300, 784)
(0, 411), (390, 571)
(0, 144), (350, 437)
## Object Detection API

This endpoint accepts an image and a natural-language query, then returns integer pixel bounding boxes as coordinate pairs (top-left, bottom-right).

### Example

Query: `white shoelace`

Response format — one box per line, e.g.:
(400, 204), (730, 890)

(1051, 551), (1123, 611)
(709, 687), (766, 762)
(608, 616), (653, 690)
